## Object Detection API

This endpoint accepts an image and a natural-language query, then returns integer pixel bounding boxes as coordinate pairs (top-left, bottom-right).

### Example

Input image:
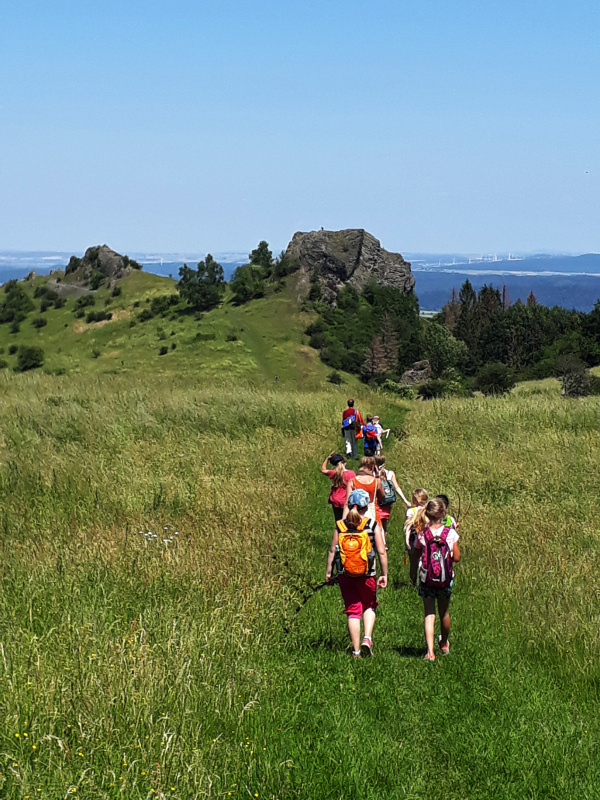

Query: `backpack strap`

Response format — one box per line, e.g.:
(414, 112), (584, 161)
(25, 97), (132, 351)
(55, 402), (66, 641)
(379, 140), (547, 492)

(356, 517), (370, 532)
(336, 520), (348, 534)
(440, 526), (451, 543)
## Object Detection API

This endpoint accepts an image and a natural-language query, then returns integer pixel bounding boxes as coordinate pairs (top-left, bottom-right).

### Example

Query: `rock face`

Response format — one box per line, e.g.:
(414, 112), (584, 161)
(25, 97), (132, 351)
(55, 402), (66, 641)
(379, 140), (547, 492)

(286, 228), (414, 305)
(65, 245), (136, 283)
(400, 360), (431, 385)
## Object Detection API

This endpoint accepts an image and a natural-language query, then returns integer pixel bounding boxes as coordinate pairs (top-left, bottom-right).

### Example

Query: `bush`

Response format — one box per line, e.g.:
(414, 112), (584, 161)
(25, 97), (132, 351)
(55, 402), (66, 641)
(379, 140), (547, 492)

(86, 310), (112, 324)
(9, 321), (20, 334)
(133, 300), (140, 308)
(54, 297), (66, 309)
(89, 271), (104, 290)
(111, 286), (122, 297)
(151, 294), (179, 316)
(8, 344), (18, 355)
(92, 349), (101, 359)
(0, 281), (35, 324)
(418, 379), (448, 399)
(32, 316), (48, 329)
(159, 346), (168, 356)
(17, 346), (44, 372)
(0, 359), (8, 369)
(195, 332), (216, 341)
(75, 295), (95, 311)
(40, 300), (50, 313)
(171, 342), (177, 351)
(474, 362), (513, 395)
(225, 333), (238, 342)
(138, 308), (154, 322)
(558, 358), (593, 398)
(327, 371), (344, 385)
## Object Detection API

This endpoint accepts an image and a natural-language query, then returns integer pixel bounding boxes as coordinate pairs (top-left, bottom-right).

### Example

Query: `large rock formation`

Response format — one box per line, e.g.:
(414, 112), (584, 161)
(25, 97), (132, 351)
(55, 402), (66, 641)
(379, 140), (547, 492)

(286, 228), (414, 305)
(65, 245), (141, 284)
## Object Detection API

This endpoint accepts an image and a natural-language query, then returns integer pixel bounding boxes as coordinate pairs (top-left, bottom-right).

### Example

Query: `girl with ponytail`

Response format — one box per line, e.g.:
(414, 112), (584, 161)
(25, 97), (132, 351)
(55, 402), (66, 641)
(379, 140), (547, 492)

(320, 452), (356, 522)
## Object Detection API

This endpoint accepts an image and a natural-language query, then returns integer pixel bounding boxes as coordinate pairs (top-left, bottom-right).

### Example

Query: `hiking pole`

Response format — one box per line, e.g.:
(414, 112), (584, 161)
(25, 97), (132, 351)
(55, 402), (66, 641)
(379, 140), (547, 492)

(283, 577), (338, 636)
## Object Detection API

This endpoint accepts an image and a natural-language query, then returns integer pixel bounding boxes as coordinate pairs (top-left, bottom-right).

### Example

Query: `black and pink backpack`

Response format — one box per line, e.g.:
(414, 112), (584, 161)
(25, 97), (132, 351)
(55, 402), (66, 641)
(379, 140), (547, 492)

(419, 526), (454, 589)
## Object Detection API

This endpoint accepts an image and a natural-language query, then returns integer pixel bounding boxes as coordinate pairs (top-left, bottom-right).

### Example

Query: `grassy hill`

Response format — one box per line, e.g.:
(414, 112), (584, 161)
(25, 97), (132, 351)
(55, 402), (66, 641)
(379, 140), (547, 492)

(0, 270), (338, 388)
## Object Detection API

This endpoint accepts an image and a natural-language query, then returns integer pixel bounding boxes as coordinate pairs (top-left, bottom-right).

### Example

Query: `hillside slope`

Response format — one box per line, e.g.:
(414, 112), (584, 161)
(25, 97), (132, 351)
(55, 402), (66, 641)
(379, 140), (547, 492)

(0, 271), (337, 388)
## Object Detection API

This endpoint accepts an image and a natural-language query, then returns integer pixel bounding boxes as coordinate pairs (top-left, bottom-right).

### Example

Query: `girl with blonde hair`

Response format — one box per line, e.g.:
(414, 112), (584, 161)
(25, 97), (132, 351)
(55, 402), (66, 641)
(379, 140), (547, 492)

(404, 488), (429, 587)
(342, 456), (385, 530)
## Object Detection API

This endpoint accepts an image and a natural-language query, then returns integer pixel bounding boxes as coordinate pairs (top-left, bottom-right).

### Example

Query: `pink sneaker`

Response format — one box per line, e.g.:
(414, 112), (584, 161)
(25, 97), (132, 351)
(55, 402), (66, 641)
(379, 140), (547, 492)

(360, 636), (373, 657)
(438, 635), (450, 655)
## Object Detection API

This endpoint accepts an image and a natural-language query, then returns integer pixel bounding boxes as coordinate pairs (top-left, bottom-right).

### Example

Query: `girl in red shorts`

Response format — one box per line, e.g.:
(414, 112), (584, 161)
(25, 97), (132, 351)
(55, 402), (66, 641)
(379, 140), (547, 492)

(325, 489), (388, 658)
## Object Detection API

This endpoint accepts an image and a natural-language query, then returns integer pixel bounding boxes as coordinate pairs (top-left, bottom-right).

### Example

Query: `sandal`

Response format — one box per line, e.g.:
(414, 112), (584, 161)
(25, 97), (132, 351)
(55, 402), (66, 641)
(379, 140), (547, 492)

(360, 636), (373, 657)
(438, 635), (450, 655)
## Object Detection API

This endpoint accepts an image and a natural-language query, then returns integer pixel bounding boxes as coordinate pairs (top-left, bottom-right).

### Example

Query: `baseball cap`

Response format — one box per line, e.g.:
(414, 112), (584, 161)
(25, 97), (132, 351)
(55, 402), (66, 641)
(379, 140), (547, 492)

(329, 454), (345, 466)
(347, 489), (370, 509)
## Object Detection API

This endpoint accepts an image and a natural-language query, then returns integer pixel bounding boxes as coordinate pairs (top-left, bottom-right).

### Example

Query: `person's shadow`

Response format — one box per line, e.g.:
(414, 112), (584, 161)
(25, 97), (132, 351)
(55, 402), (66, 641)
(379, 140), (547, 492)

(392, 645), (424, 658)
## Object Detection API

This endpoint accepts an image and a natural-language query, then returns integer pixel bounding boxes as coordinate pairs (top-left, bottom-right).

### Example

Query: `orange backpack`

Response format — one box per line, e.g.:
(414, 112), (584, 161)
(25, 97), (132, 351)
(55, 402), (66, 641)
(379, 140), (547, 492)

(336, 518), (375, 577)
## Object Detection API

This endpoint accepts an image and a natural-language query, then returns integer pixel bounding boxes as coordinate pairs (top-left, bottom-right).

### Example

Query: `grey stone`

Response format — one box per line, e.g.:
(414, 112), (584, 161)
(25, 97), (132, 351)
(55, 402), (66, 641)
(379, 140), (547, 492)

(400, 360), (432, 385)
(286, 228), (414, 305)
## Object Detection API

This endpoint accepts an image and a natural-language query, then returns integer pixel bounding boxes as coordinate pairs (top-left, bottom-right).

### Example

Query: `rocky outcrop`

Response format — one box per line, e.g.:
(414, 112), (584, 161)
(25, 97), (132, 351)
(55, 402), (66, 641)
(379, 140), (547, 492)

(286, 228), (414, 305)
(65, 245), (141, 284)
(400, 360), (431, 385)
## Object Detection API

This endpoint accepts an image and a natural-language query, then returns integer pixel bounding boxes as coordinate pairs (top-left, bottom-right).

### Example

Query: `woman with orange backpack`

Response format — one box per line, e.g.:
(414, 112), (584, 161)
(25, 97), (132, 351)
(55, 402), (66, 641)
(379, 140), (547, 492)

(410, 496), (461, 660)
(325, 488), (388, 658)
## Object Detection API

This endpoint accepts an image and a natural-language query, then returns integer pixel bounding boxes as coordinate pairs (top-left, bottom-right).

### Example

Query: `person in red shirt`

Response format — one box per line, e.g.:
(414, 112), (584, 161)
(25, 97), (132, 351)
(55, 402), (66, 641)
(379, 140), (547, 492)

(320, 452), (356, 522)
(341, 399), (363, 460)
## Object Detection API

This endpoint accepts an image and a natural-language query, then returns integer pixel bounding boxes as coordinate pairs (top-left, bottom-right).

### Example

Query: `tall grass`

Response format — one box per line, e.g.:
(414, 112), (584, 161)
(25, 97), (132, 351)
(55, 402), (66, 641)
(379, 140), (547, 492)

(1, 374), (599, 798)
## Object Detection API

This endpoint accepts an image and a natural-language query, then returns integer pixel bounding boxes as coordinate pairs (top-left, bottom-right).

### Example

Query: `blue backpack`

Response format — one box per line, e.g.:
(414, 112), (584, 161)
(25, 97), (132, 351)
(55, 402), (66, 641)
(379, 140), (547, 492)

(342, 411), (356, 430)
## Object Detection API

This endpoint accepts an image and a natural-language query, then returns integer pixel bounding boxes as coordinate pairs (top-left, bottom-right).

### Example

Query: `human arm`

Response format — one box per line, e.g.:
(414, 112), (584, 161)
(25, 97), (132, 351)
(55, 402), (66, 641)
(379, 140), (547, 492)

(375, 478), (385, 504)
(320, 452), (335, 475)
(388, 470), (411, 507)
(373, 526), (388, 588)
(325, 529), (340, 581)
(451, 542), (461, 563)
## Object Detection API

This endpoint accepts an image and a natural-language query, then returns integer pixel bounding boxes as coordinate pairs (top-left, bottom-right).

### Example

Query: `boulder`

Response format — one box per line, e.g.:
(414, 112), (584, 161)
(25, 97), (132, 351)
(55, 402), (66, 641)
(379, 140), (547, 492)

(400, 360), (431, 385)
(286, 228), (414, 305)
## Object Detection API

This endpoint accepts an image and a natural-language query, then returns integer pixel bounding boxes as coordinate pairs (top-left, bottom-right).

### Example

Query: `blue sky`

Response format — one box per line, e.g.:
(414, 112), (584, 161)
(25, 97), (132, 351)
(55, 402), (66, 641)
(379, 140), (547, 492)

(1, 0), (599, 254)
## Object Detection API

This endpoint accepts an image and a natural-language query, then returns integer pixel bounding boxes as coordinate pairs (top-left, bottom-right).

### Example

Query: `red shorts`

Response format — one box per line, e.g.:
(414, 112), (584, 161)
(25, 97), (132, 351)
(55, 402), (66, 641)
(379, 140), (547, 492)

(378, 505), (391, 521)
(338, 574), (378, 619)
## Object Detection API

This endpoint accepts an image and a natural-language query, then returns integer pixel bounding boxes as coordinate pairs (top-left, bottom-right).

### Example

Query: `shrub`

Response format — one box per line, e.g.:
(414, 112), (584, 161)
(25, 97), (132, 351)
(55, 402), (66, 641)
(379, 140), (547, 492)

(92, 349), (101, 359)
(474, 362), (513, 396)
(86, 310), (112, 324)
(111, 286), (122, 297)
(17, 346), (44, 372)
(171, 342), (177, 350)
(54, 297), (66, 309)
(327, 370), (344, 385)
(151, 294), (179, 316)
(9, 321), (20, 334)
(105, 297), (112, 306)
(75, 295), (95, 310)
(558, 358), (593, 398)
(32, 316), (48, 329)
(0, 359), (8, 369)
(418, 379), (448, 399)
(75, 309), (85, 319)
(133, 300), (140, 308)
(89, 271), (104, 290)
(195, 332), (216, 341)
(0, 281), (35, 324)
(138, 308), (154, 322)
(8, 344), (18, 355)
(159, 346), (168, 356)
(40, 300), (50, 313)
(226, 333), (238, 342)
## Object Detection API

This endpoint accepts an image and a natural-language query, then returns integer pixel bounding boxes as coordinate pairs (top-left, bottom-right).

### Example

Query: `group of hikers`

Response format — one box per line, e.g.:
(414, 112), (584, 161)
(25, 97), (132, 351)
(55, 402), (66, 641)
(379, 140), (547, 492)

(320, 399), (461, 660)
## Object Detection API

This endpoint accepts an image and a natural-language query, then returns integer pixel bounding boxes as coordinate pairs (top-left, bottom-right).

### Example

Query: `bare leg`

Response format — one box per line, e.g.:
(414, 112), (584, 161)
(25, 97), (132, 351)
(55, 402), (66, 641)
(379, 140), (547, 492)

(438, 597), (450, 646)
(347, 617), (361, 652)
(423, 597), (436, 657)
(363, 608), (376, 640)
(409, 551), (420, 587)
(382, 518), (388, 534)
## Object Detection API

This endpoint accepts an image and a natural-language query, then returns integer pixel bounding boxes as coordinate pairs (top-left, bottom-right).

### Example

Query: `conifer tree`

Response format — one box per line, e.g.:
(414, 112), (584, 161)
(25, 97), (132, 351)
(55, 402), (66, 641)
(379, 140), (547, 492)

(363, 335), (386, 381)
(380, 315), (398, 373)
(527, 291), (538, 308)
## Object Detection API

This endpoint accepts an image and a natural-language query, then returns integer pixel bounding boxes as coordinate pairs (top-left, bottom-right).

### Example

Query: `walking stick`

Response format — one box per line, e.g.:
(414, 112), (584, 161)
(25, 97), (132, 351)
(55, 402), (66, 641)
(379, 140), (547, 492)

(283, 577), (338, 636)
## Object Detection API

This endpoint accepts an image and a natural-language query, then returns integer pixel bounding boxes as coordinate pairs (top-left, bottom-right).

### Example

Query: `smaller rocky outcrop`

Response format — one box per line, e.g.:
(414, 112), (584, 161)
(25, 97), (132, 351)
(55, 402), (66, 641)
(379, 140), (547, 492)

(65, 245), (142, 285)
(400, 360), (431, 385)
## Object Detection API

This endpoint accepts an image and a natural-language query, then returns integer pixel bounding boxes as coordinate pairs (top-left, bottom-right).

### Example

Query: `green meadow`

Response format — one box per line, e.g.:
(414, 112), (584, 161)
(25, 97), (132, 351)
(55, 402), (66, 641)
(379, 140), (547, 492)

(0, 361), (599, 798)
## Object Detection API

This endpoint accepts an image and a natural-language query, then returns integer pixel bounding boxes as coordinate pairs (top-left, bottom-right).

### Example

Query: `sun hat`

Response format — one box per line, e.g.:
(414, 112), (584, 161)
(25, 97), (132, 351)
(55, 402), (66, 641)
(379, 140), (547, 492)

(329, 454), (345, 466)
(348, 488), (370, 509)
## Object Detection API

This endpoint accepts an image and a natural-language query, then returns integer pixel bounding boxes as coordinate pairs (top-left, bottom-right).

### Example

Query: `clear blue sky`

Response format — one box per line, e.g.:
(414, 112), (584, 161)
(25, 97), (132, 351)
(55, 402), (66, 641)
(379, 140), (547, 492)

(1, 0), (599, 255)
